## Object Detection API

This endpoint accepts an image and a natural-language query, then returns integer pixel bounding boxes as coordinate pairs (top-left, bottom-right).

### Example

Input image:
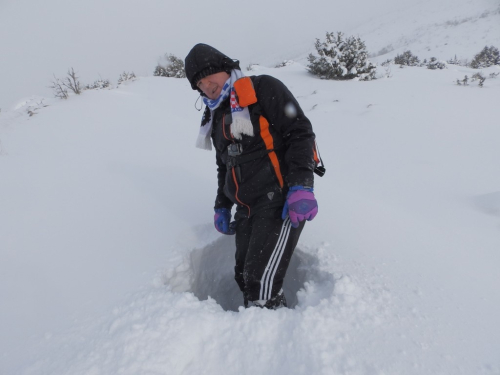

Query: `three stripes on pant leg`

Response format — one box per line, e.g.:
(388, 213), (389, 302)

(259, 217), (292, 301)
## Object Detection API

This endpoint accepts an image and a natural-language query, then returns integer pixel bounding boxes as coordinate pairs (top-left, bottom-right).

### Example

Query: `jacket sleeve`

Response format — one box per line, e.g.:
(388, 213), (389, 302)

(214, 147), (234, 210)
(254, 75), (316, 188)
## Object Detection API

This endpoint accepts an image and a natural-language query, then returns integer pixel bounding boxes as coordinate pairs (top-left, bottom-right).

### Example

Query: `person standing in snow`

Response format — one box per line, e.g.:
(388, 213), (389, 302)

(185, 44), (322, 309)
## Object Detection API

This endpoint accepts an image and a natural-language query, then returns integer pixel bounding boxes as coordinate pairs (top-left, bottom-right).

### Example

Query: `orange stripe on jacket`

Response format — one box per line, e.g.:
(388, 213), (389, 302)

(259, 116), (284, 188)
(313, 146), (320, 165)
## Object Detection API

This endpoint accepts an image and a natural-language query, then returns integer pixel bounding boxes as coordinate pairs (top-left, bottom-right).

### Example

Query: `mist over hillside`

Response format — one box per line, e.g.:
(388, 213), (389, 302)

(0, 0), (498, 110)
(358, 0), (500, 62)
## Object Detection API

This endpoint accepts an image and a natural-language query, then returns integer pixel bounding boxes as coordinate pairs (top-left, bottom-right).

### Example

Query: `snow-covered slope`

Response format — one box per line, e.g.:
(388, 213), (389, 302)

(357, 0), (500, 62)
(268, 0), (500, 67)
(2, 60), (500, 374)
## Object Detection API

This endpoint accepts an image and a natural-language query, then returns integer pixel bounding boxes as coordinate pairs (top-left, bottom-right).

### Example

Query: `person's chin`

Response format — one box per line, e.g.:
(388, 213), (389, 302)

(210, 89), (221, 99)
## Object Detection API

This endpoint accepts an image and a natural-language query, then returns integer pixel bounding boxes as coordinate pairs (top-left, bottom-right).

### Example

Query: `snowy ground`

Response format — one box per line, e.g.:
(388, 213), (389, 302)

(1, 60), (500, 374)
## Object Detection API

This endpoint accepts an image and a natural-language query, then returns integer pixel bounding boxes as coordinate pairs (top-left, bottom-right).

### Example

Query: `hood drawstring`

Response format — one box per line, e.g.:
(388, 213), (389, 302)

(195, 94), (203, 111)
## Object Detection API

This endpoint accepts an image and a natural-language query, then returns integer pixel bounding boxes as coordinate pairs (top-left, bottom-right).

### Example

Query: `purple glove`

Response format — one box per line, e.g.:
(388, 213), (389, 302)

(282, 186), (318, 228)
(214, 208), (236, 235)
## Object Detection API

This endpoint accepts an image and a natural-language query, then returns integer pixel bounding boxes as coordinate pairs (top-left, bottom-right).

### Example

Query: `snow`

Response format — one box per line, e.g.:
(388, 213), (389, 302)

(357, 0), (500, 62)
(2, 60), (500, 374)
(2, 0), (500, 374)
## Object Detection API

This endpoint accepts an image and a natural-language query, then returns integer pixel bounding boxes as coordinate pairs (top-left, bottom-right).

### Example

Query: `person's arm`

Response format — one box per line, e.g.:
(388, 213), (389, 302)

(214, 148), (234, 210)
(255, 75), (316, 188)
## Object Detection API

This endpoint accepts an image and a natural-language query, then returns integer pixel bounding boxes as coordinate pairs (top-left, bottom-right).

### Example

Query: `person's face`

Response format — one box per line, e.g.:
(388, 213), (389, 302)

(197, 71), (230, 100)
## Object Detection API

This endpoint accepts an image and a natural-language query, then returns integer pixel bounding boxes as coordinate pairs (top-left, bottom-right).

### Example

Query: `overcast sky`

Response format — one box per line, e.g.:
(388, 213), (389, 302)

(0, 0), (429, 109)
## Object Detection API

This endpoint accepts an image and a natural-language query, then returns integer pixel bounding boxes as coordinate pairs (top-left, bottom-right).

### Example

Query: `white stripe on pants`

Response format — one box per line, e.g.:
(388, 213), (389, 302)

(259, 217), (292, 301)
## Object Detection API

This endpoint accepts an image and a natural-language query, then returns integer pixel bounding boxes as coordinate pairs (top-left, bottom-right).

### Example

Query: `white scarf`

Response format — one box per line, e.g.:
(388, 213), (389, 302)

(195, 69), (254, 150)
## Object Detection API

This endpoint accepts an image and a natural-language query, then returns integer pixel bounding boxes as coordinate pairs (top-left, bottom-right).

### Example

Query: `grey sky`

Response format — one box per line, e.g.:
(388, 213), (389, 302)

(0, 0), (424, 109)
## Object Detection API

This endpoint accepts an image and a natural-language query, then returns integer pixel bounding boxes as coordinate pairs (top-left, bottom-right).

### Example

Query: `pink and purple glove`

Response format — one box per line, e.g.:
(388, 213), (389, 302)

(282, 186), (318, 228)
(214, 208), (236, 235)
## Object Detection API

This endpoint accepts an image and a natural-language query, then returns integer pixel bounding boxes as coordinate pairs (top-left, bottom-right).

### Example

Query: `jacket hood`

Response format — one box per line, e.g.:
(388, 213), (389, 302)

(185, 44), (240, 91)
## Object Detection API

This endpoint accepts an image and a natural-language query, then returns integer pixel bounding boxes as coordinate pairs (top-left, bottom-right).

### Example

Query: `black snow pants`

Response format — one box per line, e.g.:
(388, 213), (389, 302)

(234, 208), (305, 304)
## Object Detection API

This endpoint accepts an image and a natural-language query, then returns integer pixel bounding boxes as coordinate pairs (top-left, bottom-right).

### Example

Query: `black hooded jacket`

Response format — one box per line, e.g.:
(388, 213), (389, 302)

(210, 75), (316, 219)
(185, 44), (316, 219)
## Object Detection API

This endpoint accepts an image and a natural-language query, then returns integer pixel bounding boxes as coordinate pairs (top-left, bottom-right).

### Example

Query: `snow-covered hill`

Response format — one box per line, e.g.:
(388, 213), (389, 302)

(2, 59), (500, 373)
(358, 0), (500, 62)
(1, 0), (498, 110)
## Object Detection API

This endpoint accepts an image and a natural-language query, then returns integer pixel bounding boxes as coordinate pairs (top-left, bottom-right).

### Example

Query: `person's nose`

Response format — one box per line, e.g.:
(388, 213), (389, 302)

(198, 78), (211, 89)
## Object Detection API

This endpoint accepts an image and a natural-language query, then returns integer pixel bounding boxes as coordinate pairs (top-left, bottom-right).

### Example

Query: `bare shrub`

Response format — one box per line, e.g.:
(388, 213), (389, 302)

(63, 68), (82, 94)
(275, 60), (294, 68)
(118, 72), (136, 85)
(49, 68), (82, 98)
(49, 75), (69, 99)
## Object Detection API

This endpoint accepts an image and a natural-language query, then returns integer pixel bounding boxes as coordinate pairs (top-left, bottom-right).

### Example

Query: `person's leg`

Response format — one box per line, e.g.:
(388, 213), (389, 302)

(243, 210), (305, 308)
(234, 217), (252, 305)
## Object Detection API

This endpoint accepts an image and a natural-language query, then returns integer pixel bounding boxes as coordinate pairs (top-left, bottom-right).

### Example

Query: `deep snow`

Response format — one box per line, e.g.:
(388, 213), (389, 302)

(2, 60), (500, 374)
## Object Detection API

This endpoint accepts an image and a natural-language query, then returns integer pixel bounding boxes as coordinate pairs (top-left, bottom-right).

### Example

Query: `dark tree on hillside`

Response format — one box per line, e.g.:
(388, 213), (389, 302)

(470, 46), (500, 68)
(427, 57), (446, 70)
(394, 51), (420, 66)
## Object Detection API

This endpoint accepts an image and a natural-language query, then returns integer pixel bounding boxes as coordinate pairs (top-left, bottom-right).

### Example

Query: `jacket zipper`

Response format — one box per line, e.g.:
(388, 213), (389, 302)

(231, 167), (251, 217)
(223, 112), (251, 217)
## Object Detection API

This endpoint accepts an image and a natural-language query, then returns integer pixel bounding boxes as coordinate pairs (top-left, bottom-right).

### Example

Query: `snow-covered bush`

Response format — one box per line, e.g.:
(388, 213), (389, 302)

(154, 54), (186, 78)
(457, 73), (486, 87)
(275, 60), (294, 68)
(25, 100), (48, 117)
(307, 31), (376, 80)
(457, 75), (468, 86)
(246, 63), (259, 71)
(85, 79), (110, 90)
(471, 72), (486, 87)
(447, 55), (459, 65)
(394, 50), (420, 66)
(426, 57), (446, 70)
(446, 55), (469, 66)
(470, 46), (500, 68)
(117, 71), (136, 85)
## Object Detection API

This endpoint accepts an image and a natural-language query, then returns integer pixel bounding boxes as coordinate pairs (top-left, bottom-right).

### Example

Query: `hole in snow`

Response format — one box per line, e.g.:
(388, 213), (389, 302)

(165, 235), (333, 312)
